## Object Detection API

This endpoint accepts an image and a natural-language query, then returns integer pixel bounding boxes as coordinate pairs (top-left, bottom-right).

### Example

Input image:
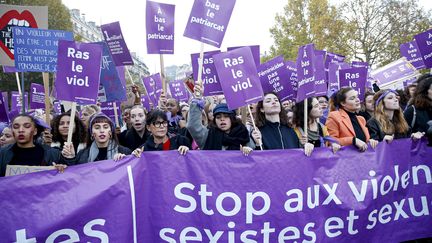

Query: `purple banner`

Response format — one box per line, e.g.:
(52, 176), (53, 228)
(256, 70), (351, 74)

(184, 0), (236, 48)
(12, 27), (73, 72)
(400, 41), (427, 70)
(285, 61), (298, 100)
(339, 66), (368, 100)
(142, 73), (163, 106)
(11, 91), (28, 112)
(98, 42), (127, 102)
(414, 28), (432, 68)
(0, 92), (9, 122)
(213, 47), (264, 110)
(313, 54), (327, 96)
(296, 44), (315, 102)
(370, 58), (417, 86)
(0, 139), (431, 242)
(227, 45), (260, 67)
(191, 50), (223, 96)
(257, 55), (292, 101)
(101, 22), (134, 66)
(146, 1), (175, 54)
(55, 40), (102, 105)
(2, 66), (16, 73)
(30, 83), (45, 109)
(169, 80), (189, 102)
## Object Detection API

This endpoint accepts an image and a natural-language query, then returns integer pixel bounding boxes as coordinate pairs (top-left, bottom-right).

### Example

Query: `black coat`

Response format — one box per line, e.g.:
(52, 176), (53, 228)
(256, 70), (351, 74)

(404, 105), (432, 133)
(143, 135), (191, 151)
(366, 118), (410, 142)
(259, 120), (300, 150)
(74, 144), (132, 165)
(119, 127), (150, 151)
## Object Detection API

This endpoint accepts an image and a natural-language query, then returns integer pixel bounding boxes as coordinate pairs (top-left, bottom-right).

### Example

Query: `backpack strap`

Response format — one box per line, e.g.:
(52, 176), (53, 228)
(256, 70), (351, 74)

(410, 105), (417, 128)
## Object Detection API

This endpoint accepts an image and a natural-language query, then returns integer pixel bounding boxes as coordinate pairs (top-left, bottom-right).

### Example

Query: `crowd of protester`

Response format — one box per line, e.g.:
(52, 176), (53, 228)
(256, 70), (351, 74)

(0, 73), (431, 177)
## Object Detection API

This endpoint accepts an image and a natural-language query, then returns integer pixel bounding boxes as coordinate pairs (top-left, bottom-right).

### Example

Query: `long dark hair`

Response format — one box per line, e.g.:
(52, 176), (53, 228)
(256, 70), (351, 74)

(51, 112), (87, 147)
(412, 74), (432, 110)
(293, 97), (314, 129)
(255, 92), (289, 127)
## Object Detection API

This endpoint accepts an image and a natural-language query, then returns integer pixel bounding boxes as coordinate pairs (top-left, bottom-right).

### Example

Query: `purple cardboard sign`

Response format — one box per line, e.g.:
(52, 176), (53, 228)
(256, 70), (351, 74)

(296, 44), (316, 102)
(414, 28), (432, 68)
(191, 50), (223, 96)
(53, 101), (61, 114)
(285, 61), (298, 100)
(257, 55), (292, 101)
(325, 52), (345, 70)
(327, 62), (350, 96)
(370, 58), (417, 86)
(339, 66), (368, 100)
(146, 1), (175, 54)
(116, 66), (126, 88)
(169, 80), (189, 102)
(100, 101), (120, 123)
(142, 73), (163, 106)
(0, 139), (431, 242)
(213, 47), (264, 110)
(140, 95), (152, 111)
(55, 40), (102, 105)
(313, 54), (327, 96)
(2, 66), (16, 73)
(0, 92), (9, 122)
(30, 83), (45, 109)
(11, 91), (28, 112)
(98, 42), (127, 102)
(2, 92), (8, 112)
(184, 0), (236, 48)
(400, 41), (426, 70)
(227, 45), (260, 67)
(101, 22), (134, 66)
(351, 61), (369, 68)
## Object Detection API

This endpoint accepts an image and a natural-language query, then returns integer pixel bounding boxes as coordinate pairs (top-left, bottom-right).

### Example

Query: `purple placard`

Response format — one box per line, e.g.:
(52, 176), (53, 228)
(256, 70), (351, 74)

(53, 101), (61, 114)
(2, 92), (8, 112)
(0, 139), (431, 242)
(146, 1), (175, 54)
(327, 62), (350, 96)
(414, 28), (432, 68)
(351, 61), (369, 68)
(169, 80), (189, 102)
(296, 44), (316, 102)
(213, 47), (264, 110)
(227, 45), (260, 67)
(55, 40), (102, 105)
(191, 50), (223, 96)
(142, 73), (163, 106)
(11, 91), (28, 112)
(140, 95), (152, 111)
(400, 41), (426, 70)
(101, 22), (134, 66)
(116, 66), (126, 88)
(183, 0), (236, 48)
(0, 92), (9, 122)
(30, 83), (45, 109)
(100, 101), (120, 123)
(370, 59), (417, 86)
(313, 54), (327, 96)
(257, 55), (292, 101)
(285, 61), (298, 100)
(98, 42), (127, 102)
(339, 66), (368, 100)
(2, 66), (16, 73)
(325, 52), (345, 70)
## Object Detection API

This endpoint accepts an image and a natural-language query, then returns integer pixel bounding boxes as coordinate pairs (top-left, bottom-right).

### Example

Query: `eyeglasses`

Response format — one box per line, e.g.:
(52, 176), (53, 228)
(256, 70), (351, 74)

(152, 121), (168, 128)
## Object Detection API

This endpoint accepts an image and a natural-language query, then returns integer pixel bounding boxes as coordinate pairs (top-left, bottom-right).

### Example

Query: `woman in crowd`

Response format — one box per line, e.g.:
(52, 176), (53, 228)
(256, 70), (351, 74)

(293, 97), (341, 156)
(358, 91), (375, 122)
(132, 109), (191, 156)
(404, 74), (432, 134)
(187, 84), (252, 153)
(367, 89), (423, 142)
(326, 87), (378, 152)
(0, 126), (15, 147)
(0, 114), (66, 176)
(80, 104), (99, 129)
(251, 92), (300, 150)
(50, 112), (87, 153)
(317, 96), (329, 124)
(120, 105), (150, 151)
(62, 113), (131, 164)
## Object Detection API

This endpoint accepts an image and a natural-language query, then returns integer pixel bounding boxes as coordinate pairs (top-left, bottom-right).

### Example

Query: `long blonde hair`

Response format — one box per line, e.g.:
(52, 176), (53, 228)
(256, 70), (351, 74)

(373, 90), (409, 135)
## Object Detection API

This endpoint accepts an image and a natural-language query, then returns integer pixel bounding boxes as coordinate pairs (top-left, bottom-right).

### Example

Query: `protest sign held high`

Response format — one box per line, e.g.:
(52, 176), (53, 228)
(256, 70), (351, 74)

(10, 91), (27, 112)
(313, 53), (327, 97)
(227, 45), (260, 67)
(30, 83), (45, 109)
(0, 4), (47, 66)
(142, 73), (163, 106)
(285, 60), (298, 100)
(257, 55), (292, 101)
(146, 1), (175, 54)
(184, 0), (236, 47)
(400, 41), (426, 70)
(169, 80), (189, 102)
(414, 28), (432, 68)
(55, 40), (102, 105)
(213, 46), (263, 110)
(12, 27), (73, 72)
(101, 21), (134, 66)
(296, 44), (316, 102)
(191, 50), (223, 96)
(0, 92), (9, 122)
(339, 67), (368, 100)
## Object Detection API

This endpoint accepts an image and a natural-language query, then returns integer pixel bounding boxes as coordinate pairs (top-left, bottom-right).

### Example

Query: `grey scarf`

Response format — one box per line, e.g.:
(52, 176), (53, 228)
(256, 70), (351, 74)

(88, 141), (118, 162)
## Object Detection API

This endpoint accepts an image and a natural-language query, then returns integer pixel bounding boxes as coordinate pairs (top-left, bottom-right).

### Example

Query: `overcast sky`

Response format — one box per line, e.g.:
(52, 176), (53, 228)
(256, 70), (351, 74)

(62, 0), (431, 73)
